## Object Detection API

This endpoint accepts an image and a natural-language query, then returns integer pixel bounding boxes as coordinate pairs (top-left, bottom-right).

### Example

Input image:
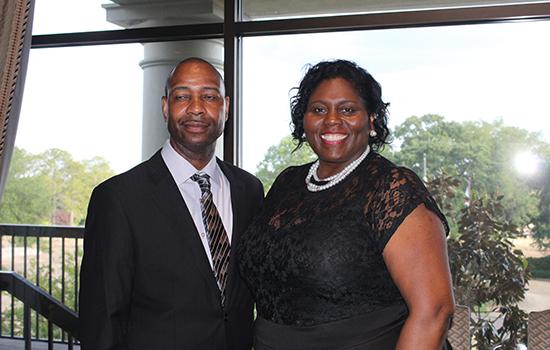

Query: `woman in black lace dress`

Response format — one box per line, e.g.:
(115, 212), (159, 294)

(238, 60), (455, 349)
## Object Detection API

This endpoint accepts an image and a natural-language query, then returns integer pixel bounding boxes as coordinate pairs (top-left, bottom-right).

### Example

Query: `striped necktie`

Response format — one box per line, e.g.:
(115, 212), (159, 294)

(191, 173), (230, 306)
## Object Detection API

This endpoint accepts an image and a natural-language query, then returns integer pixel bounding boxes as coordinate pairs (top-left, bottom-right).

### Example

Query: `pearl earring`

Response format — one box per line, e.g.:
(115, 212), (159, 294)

(369, 129), (377, 137)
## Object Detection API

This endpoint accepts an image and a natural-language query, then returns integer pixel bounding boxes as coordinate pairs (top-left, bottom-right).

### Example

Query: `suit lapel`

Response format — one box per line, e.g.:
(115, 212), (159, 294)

(146, 152), (219, 291)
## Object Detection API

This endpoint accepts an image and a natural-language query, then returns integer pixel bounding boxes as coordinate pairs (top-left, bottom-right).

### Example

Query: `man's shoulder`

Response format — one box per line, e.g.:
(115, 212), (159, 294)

(95, 153), (161, 194)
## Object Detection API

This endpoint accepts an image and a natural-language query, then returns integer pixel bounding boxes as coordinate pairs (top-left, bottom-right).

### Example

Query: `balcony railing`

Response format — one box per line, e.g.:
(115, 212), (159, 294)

(0, 224), (82, 347)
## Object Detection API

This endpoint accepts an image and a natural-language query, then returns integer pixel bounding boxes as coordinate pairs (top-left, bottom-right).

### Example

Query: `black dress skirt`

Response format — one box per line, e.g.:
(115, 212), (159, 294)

(254, 303), (452, 350)
(254, 304), (404, 349)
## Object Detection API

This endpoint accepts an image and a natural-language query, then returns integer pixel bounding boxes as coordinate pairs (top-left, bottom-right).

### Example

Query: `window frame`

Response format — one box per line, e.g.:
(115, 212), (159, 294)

(30, 1), (550, 165)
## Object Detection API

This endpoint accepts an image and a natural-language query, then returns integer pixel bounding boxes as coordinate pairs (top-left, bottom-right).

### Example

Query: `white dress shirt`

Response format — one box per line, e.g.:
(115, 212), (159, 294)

(161, 140), (233, 268)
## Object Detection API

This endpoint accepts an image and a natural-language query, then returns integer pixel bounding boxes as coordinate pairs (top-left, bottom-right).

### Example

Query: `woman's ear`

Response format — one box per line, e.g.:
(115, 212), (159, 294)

(370, 114), (376, 128)
(369, 114), (377, 138)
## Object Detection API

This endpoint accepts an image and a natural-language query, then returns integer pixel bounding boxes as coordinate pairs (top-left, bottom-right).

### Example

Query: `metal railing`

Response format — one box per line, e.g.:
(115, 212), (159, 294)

(0, 224), (82, 347)
(0, 271), (78, 349)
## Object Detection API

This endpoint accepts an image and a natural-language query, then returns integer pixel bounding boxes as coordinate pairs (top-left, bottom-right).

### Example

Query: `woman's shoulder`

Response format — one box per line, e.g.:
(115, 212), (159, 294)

(263, 162), (312, 197)
(274, 162), (311, 183)
(367, 153), (423, 186)
(367, 153), (450, 236)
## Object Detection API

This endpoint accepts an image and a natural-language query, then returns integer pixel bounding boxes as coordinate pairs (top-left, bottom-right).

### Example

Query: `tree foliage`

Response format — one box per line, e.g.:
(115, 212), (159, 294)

(0, 147), (114, 225)
(441, 188), (530, 348)
(388, 114), (549, 245)
(255, 136), (316, 191)
(528, 161), (550, 248)
(0, 148), (52, 224)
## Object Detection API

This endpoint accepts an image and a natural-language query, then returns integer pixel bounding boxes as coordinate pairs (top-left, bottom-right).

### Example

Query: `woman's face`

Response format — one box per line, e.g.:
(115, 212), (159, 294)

(304, 77), (371, 178)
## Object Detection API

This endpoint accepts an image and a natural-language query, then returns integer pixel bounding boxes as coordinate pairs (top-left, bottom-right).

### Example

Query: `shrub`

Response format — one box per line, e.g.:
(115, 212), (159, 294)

(527, 255), (550, 279)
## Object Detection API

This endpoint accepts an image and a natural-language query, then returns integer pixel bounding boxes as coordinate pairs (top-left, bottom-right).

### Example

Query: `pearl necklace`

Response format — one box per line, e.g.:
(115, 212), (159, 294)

(305, 145), (370, 192)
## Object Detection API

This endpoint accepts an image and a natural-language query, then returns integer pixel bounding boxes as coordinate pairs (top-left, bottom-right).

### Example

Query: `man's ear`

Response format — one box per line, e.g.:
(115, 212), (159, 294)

(161, 96), (168, 122)
(224, 96), (230, 122)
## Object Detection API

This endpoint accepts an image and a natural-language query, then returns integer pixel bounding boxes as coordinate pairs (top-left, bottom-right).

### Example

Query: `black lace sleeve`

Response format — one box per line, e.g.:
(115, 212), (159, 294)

(369, 166), (449, 252)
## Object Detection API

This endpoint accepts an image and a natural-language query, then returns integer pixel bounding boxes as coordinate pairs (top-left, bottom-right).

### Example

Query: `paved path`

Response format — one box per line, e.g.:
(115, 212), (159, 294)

(520, 278), (550, 313)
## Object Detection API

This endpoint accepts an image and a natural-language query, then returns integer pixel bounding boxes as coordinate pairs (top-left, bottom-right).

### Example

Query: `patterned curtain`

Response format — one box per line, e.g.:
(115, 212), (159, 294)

(0, 0), (34, 202)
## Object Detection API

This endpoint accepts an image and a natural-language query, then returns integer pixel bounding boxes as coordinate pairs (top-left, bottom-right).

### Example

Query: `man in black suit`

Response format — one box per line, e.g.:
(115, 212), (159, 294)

(79, 57), (263, 350)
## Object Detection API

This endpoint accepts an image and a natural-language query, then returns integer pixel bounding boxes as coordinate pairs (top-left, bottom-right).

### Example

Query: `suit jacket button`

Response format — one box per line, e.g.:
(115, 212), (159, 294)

(224, 312), (228, 321)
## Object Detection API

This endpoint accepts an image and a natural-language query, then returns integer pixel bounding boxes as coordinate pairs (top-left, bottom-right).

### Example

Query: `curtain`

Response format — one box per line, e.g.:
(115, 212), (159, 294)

(0, 0), (34, 202)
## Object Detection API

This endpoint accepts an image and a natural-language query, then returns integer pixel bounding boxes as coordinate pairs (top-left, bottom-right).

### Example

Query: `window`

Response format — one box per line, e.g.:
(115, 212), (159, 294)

(1, 1), (549, 346)
(20, 44), (143, 174)
(242, 21), (550, 176)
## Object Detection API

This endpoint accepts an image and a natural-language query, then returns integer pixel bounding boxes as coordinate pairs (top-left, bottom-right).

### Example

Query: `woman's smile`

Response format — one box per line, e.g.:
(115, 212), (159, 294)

(320, 133), (348, 144)
(304, 77), (371, 178)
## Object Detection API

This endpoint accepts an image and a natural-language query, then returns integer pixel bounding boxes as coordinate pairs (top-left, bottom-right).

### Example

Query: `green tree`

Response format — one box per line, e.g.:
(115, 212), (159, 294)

(389, 114), (549, 243)
(66, 156), (115, 225)
(0, 147), (115, 225)
(449, 194), (529, 348)
(426, 176), (531, 349)
(255, 136), (316, 191)
(528, 156), (550, 248)
(0, 148), (51, 224)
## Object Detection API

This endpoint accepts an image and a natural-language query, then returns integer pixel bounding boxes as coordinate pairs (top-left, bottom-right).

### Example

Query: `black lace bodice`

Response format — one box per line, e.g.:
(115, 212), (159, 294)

(237, 152), (448, 327)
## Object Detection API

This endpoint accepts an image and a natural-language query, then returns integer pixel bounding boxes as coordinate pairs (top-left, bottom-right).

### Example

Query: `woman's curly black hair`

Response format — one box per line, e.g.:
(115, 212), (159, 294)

(290, 59), (390, 151)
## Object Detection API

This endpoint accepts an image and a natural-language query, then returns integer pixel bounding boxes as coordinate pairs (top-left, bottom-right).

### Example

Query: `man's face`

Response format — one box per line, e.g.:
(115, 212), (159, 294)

(162, 61), (229, 160)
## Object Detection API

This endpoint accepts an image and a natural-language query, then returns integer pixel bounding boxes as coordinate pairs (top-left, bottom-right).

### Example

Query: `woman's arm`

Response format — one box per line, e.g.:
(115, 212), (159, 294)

(383, 204), (455, 349)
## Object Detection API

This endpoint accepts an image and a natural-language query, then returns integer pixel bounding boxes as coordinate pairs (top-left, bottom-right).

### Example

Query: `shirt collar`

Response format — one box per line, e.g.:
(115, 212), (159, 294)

(161, 139), (222, 187)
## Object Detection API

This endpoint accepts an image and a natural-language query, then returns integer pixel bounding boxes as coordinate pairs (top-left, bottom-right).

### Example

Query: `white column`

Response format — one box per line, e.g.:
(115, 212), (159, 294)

(139, 40), (223, 159)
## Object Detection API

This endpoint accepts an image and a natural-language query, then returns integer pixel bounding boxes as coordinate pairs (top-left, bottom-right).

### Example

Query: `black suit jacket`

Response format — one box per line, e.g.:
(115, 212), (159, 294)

(79, 151), (264, 350)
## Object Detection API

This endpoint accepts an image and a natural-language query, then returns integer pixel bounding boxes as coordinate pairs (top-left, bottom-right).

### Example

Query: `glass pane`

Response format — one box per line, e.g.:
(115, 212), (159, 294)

(242, 20), (550, 347)
(19, 44), (143, 175)
(2, 38), (223, 227)
(242, 20), (550, 187)
(242, 0), (540, 21)
(33, 0), (224, 35)
(2, 43), (142, 226)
